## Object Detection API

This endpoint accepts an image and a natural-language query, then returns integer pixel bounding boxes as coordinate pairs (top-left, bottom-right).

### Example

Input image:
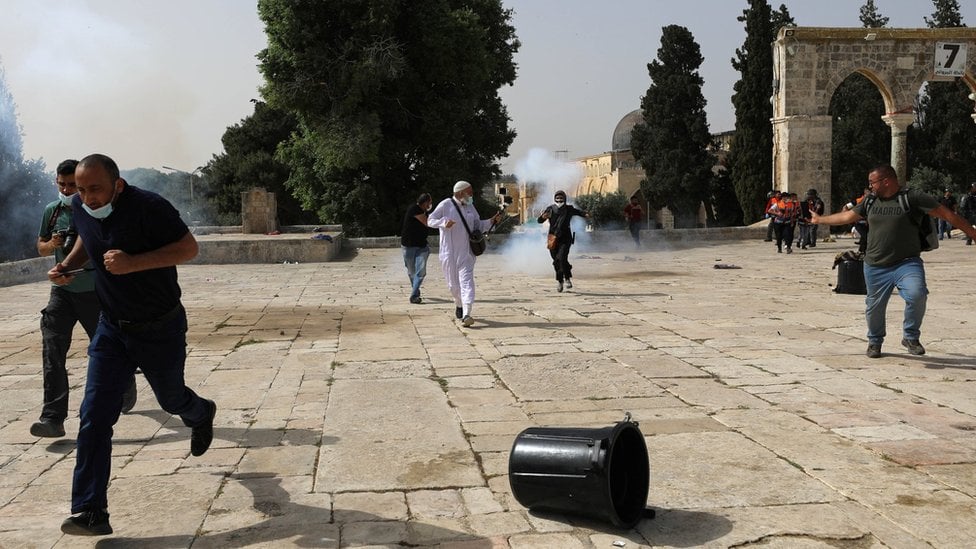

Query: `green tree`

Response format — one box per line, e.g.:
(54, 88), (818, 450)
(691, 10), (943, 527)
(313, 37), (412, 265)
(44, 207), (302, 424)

(0, 62), (51, 262)
(257, 0), (519, 236)
(859, 0), (889, 27)
(911, 0), (974, 190)
(710, 160), (743, 227)
(575, 191), (627, 229)
(630, 25), (714, 229)
(203, 101), (314, 226)
(828, 0), (891, 213)
(728, 1), (794, 224)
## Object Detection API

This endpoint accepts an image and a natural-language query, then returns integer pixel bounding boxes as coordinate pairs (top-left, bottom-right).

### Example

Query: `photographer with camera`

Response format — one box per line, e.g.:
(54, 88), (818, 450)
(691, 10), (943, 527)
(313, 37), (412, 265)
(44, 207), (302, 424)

(32, 159), (136, 439)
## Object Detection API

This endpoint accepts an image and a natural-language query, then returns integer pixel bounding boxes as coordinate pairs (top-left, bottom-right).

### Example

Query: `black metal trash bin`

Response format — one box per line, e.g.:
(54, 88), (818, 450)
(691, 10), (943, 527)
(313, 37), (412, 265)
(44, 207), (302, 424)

(835, 259), (866, 295)
(508, 415), (649, 528)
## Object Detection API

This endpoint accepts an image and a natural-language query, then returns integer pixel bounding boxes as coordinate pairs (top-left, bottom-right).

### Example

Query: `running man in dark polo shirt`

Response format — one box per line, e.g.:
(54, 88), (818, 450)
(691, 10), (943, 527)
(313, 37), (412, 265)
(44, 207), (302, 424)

(49, 154), (216, 536)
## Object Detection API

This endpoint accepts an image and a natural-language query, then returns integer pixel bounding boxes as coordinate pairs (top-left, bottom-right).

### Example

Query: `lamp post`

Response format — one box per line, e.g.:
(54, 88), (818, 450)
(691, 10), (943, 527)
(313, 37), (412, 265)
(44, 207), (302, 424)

(162, 165), (202, 203)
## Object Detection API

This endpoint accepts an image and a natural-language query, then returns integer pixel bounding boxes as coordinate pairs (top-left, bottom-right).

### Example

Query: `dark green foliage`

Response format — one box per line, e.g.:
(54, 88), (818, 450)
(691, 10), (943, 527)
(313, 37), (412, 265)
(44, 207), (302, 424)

(0, 64), (52, 261)
(709, 164), (744, 227)
(575, 191), (628, 229)
(257, 0), (519, 236)
(859, 0), (889, 27)
(911, 0), (975, 191)
(630, 25), (714, 229)
(203, 101), (313, 226)
(907, 166), (952, 196)
(728, 1), (793, 224)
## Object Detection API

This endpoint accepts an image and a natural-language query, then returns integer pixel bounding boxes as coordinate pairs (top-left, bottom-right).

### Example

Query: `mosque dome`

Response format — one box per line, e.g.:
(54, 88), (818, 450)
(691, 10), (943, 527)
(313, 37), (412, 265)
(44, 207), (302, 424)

(611, 109), (644, 151)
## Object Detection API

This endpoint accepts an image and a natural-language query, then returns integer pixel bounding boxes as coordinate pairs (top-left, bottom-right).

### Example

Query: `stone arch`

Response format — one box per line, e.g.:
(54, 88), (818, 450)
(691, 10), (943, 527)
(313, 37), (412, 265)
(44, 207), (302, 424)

(772, 27), (976, 210)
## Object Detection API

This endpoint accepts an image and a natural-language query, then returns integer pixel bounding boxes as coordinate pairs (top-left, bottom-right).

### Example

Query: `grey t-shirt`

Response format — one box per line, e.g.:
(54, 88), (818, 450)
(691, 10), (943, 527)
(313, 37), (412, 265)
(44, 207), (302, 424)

(853, 189), (939, 267)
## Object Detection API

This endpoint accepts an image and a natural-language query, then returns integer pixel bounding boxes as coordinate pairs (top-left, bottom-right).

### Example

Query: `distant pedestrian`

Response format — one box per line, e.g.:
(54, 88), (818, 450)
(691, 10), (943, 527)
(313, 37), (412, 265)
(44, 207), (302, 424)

(798, 188), (824, 249)
(763, 190), (781, 242)
(426, 181), (502, 327)
(32, 159), (137, 439)
(960, 183), (976, 245)
(937, 188), (958, 240)
(624, 195), (643, 247)
(811, 164), (976, 359)
(767, 191), (798, 254)
(50, 154), (216, 536)
(401, 193), (433, 304)
(538, 190), (589, 292)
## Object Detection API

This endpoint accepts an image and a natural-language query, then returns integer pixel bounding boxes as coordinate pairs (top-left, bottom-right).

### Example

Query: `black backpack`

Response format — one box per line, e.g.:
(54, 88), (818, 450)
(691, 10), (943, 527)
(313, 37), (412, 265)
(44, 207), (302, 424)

(863, 190), (939, 252)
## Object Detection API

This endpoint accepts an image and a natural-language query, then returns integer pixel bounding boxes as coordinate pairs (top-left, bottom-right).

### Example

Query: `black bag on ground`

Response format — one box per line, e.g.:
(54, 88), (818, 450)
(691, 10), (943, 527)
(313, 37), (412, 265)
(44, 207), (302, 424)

(835, 259), (866, 295)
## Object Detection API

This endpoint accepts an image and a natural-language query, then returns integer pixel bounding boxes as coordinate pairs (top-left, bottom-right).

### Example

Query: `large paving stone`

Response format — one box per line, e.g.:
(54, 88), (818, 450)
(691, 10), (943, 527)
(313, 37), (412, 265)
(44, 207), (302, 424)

(493, 352), (663, 401)
(317, 378), (482, 491)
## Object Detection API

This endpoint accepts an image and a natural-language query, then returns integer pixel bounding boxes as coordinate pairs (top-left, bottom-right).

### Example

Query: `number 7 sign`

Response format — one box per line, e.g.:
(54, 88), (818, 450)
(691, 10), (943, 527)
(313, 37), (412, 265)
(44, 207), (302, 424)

(935, 42), (967, 77)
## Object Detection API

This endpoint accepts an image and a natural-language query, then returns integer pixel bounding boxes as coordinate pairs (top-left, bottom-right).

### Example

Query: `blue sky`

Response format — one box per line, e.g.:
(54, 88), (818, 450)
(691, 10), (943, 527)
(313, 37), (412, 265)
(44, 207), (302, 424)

(1, 1), (974, 175)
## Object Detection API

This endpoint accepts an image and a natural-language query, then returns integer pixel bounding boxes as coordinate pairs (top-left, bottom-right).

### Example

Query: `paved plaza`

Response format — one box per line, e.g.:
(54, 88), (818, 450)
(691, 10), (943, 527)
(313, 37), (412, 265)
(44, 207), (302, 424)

(1, 233), (975, 548)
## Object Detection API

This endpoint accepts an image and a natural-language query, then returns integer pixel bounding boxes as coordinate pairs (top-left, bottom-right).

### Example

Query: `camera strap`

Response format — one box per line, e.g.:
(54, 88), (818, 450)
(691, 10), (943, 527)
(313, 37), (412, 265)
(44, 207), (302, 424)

(45, 203), (65, 235)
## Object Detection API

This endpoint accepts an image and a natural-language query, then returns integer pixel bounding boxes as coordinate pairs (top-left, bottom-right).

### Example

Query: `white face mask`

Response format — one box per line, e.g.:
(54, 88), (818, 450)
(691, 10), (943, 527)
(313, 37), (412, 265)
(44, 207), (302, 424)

(83, 183), (119, 220)
(554, 200), (565, 208)
(460, 195), (472, 206)
(58, 192), (73, 206)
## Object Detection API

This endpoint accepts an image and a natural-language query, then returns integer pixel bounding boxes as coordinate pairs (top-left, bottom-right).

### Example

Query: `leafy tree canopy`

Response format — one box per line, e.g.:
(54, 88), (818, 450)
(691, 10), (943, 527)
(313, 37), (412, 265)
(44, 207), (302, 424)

(630, 25), (714, 229)
(203, 101), (314, 226)
(257, 0), (519, 236)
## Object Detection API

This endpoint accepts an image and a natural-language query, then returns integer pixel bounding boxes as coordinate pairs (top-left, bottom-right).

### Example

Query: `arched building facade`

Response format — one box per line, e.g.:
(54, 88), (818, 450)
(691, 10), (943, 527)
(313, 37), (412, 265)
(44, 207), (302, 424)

(772, 27), (976, 209)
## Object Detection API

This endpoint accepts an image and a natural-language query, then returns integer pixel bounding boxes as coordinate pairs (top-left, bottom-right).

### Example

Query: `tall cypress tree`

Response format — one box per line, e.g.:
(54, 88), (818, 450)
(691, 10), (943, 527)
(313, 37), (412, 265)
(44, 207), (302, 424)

(827, 1), (891, 212)
(630, 25), (714, 229)
(728, 1), (793, 224)
(911, 0), (974, 190)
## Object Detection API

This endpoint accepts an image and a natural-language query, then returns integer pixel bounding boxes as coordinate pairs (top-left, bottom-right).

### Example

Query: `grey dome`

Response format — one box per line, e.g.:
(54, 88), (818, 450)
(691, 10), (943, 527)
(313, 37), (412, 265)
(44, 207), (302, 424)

(612, 109), (644, 151)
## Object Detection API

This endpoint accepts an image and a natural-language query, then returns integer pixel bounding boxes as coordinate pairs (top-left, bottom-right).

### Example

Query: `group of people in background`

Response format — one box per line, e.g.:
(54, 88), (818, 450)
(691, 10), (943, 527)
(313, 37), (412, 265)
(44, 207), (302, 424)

(763, 188), (825, 254)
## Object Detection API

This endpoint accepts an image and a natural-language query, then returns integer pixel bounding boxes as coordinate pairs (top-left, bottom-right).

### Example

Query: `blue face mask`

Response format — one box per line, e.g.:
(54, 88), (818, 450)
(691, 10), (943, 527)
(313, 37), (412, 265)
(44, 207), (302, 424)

(82, 184), (118, 220)
(58, 192), (73, 207)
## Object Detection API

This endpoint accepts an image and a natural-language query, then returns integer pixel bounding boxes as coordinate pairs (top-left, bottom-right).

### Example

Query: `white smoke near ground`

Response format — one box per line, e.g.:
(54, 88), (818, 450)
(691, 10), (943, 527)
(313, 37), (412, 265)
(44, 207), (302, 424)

(496, 148), (588, 276)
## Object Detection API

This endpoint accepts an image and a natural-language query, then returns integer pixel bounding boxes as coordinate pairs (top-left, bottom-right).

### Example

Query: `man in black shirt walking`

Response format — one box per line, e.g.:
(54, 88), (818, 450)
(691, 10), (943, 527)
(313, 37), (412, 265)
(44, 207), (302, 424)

(401, 193), (433, 303)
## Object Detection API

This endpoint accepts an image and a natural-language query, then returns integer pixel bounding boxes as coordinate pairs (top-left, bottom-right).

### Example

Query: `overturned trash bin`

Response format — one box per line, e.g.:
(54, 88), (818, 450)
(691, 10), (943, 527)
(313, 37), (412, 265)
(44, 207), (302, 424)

(508, 414), (649, 528)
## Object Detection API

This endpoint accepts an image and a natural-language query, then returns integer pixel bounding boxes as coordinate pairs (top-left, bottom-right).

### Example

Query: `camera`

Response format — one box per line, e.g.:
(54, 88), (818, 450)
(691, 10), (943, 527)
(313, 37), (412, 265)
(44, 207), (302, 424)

(55, 229), (77, 252)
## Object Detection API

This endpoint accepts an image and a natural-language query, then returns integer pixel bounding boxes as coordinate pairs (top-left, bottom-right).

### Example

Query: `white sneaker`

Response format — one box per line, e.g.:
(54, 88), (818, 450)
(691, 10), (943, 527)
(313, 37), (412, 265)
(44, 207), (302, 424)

(565, 279), (573, 289)
(461, 315), (474, 327)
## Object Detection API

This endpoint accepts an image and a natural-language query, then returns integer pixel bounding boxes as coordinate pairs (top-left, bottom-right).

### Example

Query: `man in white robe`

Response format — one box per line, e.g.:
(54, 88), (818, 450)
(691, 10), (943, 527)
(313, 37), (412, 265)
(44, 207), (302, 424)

(427, 181), (501, 327)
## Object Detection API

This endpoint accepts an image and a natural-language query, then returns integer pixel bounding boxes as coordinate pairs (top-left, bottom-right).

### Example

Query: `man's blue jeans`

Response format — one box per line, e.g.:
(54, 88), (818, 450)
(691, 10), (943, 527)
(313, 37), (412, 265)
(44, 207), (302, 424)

(402, 246), (430, 299)
(72, 308), (209, 513)
(863, 257), (928, 345)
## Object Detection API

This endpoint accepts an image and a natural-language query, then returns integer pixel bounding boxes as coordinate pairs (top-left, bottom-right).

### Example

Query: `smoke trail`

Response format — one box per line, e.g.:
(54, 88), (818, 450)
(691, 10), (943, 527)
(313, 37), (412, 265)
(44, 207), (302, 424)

(0, 61), (53, 262)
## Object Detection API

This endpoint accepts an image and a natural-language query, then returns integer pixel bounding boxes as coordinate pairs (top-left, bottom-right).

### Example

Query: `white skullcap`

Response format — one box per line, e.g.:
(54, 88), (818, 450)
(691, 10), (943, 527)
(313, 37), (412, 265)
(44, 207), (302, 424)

(453, 180), (472, 193)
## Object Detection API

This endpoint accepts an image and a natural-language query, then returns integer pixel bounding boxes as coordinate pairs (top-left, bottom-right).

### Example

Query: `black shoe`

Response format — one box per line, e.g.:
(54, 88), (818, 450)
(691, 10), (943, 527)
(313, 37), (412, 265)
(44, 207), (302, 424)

(866, 344), (882, 359)
(455, 307), (463, 319)
(901, 338), (925, 356)
(61, 509), (113, 536)
(191, 399), (217, 457)
(409, 295), (422, 304)
(763, 238), (772, 242)
(30, 419), (65, 438)
(121, 377), (137, 414)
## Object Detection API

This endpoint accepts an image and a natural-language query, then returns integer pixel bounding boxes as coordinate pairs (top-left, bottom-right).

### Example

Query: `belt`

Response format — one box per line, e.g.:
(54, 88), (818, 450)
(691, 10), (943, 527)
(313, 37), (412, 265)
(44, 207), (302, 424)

(105, 305), (183, 333)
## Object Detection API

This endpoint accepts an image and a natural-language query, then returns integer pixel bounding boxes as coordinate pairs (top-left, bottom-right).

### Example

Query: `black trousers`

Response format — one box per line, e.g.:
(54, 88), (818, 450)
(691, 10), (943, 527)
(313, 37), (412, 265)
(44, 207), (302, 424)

(549, 240), (574, 282)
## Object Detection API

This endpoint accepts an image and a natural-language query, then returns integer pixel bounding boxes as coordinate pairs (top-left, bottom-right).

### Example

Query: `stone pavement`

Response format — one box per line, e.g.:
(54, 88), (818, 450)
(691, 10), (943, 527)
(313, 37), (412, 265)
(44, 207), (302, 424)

(1, 234), (975, 548)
